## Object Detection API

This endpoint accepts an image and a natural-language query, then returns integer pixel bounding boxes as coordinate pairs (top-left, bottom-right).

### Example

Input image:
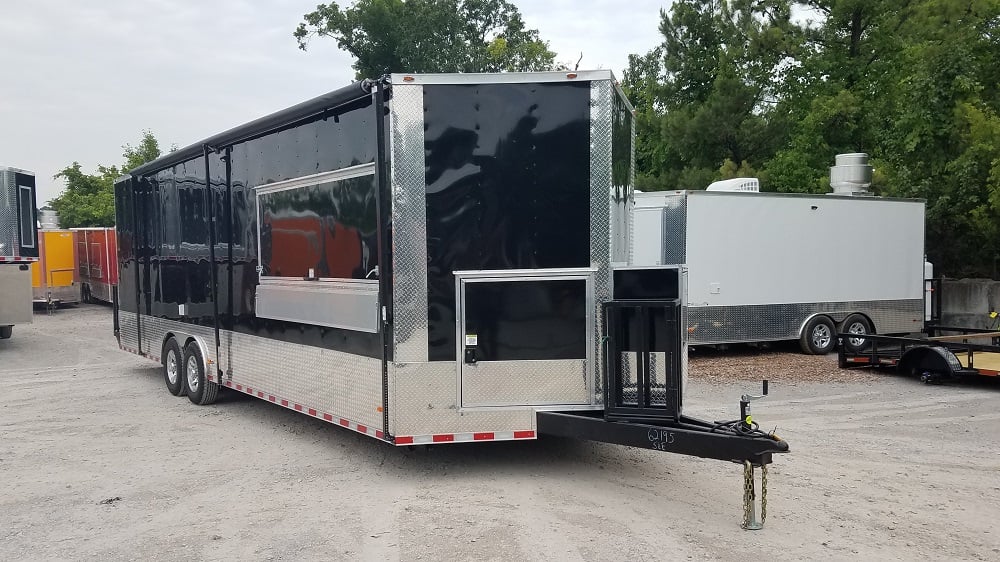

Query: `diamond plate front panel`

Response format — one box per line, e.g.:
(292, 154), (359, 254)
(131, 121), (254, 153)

(619, 352), (638, 405)
(390, 361), (535, 436)
(389, 84), (429, 363)
(461, 359), (589, 407)
(590, 80), (614, 405)
(687, 299), (925, 345)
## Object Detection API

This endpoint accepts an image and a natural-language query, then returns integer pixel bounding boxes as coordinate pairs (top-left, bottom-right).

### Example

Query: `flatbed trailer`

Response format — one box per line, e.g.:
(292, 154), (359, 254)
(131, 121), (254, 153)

(114, 71), (786, 527)
(838, 328), (1000, 381)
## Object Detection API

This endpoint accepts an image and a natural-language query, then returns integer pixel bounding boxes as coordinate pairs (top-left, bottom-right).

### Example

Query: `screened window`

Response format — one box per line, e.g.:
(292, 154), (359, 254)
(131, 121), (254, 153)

(18, 184), (34, 248)
(257, 164), (377, 281)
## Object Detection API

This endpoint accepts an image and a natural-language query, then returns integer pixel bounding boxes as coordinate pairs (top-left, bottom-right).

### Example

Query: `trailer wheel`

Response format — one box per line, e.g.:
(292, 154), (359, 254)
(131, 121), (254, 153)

(162, 338), (186, 396)
(0, 326), (12, 339)
(800, 315), (836, 354)
(183, 342), (219, 405)
(841, 314), (874, 353)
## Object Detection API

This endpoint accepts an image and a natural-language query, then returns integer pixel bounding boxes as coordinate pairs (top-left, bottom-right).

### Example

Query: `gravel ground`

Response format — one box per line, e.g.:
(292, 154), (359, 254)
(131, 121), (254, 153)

(2, 305), (999, 561)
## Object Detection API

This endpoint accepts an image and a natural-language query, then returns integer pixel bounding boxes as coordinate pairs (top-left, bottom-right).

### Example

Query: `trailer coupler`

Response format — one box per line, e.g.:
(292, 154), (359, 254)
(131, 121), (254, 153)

(535, 411), (787, 527)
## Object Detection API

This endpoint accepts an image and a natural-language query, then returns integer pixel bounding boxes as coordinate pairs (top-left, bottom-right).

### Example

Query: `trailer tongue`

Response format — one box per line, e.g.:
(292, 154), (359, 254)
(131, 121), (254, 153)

(537, 275), (788, 529)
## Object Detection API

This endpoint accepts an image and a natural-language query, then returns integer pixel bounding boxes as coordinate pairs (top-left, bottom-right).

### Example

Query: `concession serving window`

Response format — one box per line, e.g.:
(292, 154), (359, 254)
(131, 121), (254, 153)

(254, 163), (380, 332)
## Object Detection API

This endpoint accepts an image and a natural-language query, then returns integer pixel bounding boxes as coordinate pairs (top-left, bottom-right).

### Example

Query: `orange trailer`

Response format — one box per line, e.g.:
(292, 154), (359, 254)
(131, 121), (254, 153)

(31, 229), (80, 305)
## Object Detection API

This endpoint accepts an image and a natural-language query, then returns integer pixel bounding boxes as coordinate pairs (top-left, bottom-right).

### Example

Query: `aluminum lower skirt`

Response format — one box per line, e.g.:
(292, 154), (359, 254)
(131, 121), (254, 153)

(688, 299), (924, 345)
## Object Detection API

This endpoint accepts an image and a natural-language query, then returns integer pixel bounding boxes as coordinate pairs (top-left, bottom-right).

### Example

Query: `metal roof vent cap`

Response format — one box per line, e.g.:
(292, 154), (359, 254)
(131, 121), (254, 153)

(830, 153), (873, 195)
(706, 178), (760, 192)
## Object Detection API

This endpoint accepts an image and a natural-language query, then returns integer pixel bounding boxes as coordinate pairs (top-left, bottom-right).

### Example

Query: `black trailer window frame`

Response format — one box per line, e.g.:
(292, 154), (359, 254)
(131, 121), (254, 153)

(255, 162), (378, 286)
(17, 184), (35, 248)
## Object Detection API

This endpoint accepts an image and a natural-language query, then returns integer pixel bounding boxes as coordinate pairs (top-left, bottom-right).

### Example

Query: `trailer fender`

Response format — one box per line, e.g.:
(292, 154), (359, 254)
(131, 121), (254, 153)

(162, 331), (214, 378)
(898, 346), (963, 378)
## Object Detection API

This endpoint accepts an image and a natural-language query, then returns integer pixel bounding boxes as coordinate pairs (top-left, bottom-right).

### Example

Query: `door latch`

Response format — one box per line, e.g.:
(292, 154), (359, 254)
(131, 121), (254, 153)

(464, 347), (478, 365)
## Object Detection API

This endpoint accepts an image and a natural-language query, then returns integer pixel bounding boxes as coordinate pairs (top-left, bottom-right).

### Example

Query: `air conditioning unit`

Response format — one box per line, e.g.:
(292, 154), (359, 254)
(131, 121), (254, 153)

(706, 178), (759, 192)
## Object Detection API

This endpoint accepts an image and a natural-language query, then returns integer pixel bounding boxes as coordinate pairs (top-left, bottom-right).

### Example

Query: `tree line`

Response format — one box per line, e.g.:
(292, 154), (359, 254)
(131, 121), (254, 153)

(54, 0), (999, 278)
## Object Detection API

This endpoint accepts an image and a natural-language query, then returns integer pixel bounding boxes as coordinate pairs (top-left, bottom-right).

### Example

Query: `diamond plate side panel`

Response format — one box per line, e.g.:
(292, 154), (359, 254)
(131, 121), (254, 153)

(119, 311), (139, 351)
(687, 299), (925, 345)
(390, 84), (429, 363)
(590, 80), (614, 405)
(391, 361), (535, 436)
(228, 331), (383, 429)
(0, 170), (17, 256)
(461, 359), (589, 407)
(137, 316), (217, 365)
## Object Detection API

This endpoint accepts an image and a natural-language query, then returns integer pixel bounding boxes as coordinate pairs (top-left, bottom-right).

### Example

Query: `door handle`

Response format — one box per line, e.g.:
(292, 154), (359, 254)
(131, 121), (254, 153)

(464, 347), (478, 365)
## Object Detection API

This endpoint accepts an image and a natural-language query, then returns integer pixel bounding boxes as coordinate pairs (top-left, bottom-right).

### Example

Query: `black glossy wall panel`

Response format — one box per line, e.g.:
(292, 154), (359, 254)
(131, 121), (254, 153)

(464, 279), (587, 361)
(422, 82), (591, 360)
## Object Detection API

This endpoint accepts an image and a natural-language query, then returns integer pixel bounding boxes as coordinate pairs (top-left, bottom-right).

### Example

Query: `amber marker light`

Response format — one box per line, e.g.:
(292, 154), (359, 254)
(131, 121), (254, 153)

(566, 72), (578, 79)
(402, 75), (415, 82)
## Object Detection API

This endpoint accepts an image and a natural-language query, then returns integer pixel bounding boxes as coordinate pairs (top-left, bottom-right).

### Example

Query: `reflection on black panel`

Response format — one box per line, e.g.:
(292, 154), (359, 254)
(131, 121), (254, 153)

(464, 279), (586, 361)
(258, 173), (377, 280)
(613, 268), (679, 300)
(423, 82), (591, 360)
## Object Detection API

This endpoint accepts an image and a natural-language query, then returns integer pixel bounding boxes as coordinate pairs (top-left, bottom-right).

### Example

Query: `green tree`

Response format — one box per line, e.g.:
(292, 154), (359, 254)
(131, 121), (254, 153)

(622, 0), (800, 190)
(294, 0), (557, 78)
(49, 131), (165, 228)
(123, 130), (164, 172)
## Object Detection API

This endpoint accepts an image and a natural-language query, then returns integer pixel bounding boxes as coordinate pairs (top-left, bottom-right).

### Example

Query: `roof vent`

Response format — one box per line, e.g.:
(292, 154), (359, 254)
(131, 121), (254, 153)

(830, 153), (872, 194)
(706, 178), (759, 192)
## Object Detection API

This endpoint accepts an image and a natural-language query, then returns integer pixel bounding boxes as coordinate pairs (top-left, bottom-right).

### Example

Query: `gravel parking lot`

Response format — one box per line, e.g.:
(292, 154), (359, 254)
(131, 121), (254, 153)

(3, 305), (999, 561)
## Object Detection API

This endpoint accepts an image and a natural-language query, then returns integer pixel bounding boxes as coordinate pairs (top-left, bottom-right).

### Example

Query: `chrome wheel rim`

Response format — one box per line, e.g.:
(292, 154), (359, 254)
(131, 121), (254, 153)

(847, 322), (868, 347)
(186, 355), (200, 393)
(166, 349), (179, 385)
(812, 324), (832, 349)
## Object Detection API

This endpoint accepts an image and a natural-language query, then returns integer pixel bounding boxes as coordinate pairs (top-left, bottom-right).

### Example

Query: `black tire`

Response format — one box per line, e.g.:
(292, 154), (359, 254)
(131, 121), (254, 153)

(183, 341), (219, 405)
(0, 325), (12, 339)
(162, 338), (185, 396)
(799, 315), (837, 355)
(841, 314), (874, 353)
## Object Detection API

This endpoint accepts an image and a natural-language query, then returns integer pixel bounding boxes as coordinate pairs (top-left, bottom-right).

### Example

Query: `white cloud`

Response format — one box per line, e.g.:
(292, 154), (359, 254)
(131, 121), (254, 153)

(0, 0), (668, 204)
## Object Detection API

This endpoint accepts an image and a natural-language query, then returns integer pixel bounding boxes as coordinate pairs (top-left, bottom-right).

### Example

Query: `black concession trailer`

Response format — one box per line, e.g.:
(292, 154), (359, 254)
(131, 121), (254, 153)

(114, 71), (787, 527)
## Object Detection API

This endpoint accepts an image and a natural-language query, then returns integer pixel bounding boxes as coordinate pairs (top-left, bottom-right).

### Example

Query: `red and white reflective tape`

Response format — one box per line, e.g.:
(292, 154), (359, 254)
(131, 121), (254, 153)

(0, 256), (38, 262)
(394, 430), (536, 446)
(221, 380), (386, 440)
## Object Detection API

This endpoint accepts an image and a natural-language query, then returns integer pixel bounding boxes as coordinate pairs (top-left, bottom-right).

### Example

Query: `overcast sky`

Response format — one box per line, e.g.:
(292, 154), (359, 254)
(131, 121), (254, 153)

(0, 0), (669, 205)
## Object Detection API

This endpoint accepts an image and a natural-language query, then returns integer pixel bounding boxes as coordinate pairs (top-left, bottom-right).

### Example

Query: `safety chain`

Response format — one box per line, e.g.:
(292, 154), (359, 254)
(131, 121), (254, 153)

(761, 463), (768, 524)
(741, 461), (766, 530)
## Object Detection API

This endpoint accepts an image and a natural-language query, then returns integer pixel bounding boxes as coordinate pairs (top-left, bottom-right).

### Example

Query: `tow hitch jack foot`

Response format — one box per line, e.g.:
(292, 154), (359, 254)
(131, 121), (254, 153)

(741, 460), (767, 530)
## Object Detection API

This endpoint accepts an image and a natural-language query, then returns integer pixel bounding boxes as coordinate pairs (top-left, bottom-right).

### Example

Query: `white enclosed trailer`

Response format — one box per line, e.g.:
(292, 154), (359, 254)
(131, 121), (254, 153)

(0, 166), (38, 339)
(631, 189), (926, 353)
